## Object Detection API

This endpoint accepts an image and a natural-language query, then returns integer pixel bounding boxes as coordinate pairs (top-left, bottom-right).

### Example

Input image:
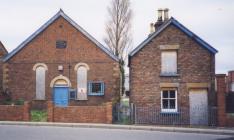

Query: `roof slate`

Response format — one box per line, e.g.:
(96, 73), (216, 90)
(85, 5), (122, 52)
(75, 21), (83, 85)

(129, 17), (218, 57)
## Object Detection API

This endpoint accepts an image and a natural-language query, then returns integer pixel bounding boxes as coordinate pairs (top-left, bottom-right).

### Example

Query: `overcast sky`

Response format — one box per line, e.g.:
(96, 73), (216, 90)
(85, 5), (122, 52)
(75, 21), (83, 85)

(0, 0), (233, 73)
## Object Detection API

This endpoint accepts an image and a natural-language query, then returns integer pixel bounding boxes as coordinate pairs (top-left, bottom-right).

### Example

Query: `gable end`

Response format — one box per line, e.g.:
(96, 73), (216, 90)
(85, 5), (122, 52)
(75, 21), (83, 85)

(129, 17), (218, 58)
(3, 10), (118, 62)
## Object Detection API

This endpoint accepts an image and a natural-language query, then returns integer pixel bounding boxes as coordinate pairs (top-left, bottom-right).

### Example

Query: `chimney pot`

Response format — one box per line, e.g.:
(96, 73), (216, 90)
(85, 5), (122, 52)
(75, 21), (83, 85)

(157, 8), (163, 21)
(164, 8), (169, 21)
(149, 23), (155, 34)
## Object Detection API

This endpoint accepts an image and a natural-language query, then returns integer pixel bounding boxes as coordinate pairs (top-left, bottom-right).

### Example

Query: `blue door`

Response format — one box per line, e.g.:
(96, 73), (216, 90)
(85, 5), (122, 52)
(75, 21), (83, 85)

(53, 86), (69, 107)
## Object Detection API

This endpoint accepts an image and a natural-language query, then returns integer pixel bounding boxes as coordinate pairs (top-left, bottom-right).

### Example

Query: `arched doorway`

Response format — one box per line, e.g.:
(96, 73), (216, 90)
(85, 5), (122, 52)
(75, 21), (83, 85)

(50, 75), (71, 107)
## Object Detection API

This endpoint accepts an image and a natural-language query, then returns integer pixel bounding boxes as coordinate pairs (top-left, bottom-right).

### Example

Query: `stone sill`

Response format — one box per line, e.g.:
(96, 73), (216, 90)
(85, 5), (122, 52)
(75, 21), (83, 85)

(160, 73), (180, 77)
(76, 99), (88, 101)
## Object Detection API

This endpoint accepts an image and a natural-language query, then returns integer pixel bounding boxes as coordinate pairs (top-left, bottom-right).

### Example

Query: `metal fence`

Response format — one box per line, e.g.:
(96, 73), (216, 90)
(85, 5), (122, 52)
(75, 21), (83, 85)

(113, 102), (217, 126)
(134, 105), (217, 126)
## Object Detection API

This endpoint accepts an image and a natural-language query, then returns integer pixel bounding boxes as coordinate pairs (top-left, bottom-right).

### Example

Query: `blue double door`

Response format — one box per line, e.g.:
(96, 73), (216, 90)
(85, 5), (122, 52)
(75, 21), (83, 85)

(53, 86), (69, 107)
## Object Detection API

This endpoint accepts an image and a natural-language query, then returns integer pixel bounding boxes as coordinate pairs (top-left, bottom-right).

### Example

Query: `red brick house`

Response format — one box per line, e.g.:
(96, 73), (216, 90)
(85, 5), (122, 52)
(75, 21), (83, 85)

(1, 9), (120, 111)
(129, 9), (218, 125)
(0, 41), (8, 98)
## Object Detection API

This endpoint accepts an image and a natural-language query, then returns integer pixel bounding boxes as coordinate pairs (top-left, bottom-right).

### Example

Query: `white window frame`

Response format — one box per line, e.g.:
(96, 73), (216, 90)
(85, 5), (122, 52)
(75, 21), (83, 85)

(88, 81), (105, 96)
(161, 90), (178, 113)
(161, 51), (177, 75)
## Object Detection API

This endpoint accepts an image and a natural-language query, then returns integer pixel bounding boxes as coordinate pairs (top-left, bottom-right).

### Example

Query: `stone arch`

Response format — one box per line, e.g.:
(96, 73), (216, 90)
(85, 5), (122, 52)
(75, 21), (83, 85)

(50, 75), (71, 87)
(33, 63), (48, 71)
(74, 63), (90, 71)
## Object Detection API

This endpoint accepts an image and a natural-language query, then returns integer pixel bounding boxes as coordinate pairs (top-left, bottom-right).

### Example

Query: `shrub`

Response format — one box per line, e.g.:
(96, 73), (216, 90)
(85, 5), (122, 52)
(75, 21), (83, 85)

(15, 99), (24, 105)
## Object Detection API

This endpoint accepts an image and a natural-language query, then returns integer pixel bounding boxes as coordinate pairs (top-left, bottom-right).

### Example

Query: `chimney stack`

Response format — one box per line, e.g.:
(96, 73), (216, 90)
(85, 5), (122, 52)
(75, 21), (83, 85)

(154, 8), (170, 31)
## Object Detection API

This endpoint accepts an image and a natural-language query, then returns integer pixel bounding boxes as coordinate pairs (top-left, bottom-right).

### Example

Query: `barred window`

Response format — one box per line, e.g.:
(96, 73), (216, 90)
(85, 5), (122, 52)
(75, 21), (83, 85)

(88, 82), (104, 96)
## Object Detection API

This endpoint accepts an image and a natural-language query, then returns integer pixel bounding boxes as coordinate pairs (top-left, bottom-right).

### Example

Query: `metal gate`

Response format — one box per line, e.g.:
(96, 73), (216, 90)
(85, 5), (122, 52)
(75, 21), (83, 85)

(113, 103), (134, 124)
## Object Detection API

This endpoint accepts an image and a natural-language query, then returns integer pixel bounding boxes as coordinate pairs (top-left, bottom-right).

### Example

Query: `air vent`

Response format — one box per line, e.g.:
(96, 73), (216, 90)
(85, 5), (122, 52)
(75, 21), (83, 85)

(56, 40), (67, 49)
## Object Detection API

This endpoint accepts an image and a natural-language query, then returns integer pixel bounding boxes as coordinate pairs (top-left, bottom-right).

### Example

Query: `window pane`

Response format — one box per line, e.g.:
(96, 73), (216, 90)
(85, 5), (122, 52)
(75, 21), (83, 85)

(161, 51), (177, 74)
(92, 83), (102, 93)
(163, 99), (169, 109)
(69, 89), (76, 99)
(169, 90), (175, 98)
(163, 91), (168, 98)
(77, 66), (88, 100)
(169, 99), (175, 109)
(231, 82), (234, 92)
(36, 66), (45, 100)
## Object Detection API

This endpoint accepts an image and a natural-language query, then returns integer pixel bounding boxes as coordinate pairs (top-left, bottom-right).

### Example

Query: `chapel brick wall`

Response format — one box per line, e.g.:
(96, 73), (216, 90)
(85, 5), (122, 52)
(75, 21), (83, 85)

(4, 17), (120, 106)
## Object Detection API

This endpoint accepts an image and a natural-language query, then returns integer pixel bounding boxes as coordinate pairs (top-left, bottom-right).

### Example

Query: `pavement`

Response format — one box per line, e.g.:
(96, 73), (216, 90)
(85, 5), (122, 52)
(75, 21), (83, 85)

(0, 121), (234, 136)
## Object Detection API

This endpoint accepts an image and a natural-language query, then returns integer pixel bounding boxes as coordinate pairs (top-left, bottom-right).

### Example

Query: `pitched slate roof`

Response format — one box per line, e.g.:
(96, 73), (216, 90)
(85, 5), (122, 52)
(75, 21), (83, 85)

(129, 17), (218, 57)
(3, 9), (118, 62)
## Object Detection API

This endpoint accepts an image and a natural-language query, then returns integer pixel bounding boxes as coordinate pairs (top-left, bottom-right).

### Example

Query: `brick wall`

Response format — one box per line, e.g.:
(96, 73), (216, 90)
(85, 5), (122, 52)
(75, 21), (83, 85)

(47, 101), (112, 123)
(216, 74), (227, 126)
(0, 101), (30, 121)
(216, 73), (234, 127)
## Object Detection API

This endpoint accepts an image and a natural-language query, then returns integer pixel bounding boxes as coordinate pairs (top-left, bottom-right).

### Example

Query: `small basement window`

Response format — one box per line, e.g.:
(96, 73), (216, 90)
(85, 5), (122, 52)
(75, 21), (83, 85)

(56, 40), (67, 49)
(88, 82), (104, 96)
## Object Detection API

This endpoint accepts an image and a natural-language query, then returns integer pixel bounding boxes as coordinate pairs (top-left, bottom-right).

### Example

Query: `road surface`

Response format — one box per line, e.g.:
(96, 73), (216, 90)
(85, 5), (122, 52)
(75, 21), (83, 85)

(0, 125), (233, 140)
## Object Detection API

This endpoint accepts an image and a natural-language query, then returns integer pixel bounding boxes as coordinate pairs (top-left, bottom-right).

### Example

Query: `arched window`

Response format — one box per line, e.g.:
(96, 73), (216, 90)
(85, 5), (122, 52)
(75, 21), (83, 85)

(33, 63), (48, 100)
(75, 63), (89, 100)
(77, 66), (88, 100)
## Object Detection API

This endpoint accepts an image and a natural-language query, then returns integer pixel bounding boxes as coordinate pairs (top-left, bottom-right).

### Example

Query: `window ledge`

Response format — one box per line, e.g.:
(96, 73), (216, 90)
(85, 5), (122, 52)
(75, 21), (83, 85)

(33, 99), (47, 101)
(160, 112), (180, 115)
(88, 94), (104, 96)
(160, 73), (180, 77)
(76, 99), (88, 101)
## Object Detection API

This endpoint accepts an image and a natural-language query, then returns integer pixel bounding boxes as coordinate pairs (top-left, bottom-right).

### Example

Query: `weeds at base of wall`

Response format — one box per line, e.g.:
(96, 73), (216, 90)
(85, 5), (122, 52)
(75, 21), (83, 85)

(31, 110), (47, 122)
(0, 98), (24, 105)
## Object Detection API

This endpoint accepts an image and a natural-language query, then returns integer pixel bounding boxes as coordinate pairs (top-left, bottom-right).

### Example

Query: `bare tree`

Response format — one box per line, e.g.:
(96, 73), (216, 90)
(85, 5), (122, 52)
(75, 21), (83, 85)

(104, 0), (132, 96)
